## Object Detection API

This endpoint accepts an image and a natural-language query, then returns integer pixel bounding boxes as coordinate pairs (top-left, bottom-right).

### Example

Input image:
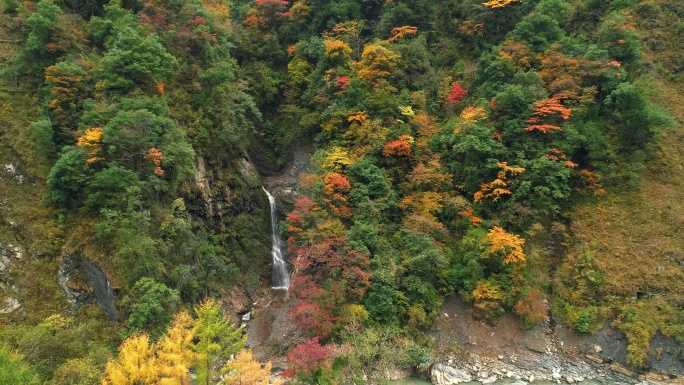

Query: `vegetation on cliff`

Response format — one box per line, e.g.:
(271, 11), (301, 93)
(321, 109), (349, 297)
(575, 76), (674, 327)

(0, 0), (682, 382)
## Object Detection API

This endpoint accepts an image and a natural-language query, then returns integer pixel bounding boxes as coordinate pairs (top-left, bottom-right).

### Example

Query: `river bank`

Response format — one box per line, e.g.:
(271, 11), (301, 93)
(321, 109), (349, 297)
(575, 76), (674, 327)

(428, 298), (681, 385)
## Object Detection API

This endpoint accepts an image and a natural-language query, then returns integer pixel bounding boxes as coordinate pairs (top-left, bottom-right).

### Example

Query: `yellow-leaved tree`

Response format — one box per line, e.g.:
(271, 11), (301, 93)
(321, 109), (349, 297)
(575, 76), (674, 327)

(482, 0), (521, 8)
(486, 226), (526, 264)
(222, 349), (279, 385)
(101, 334), (158, 385)
(155, 310), (196, 385)
(76, 127), (104, 163)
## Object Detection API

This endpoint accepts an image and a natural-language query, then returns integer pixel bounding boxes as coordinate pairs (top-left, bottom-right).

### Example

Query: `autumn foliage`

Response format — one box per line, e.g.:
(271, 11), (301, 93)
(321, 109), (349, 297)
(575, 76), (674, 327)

(76, 127), (104, 164)
(487, 226), (526, 264)
(472, 281), (505, 319)
(146, 147), (164, 175)
(101, 334), (158, 385)
(388, 26), (418, 42)
(460, 106), (487, 122)
(14, 0), (661, 374)
(482, 0), (521, 8)
(525, 98), (572, 133)
(323, 172), (352, 217)
(514, 287), (548, 326)
(324, 39), (352, 60)
(474, 162), (525, 203)
(459, 20), (484, 36)
(382, 135), (413, 157)
(255, 0), (288, 8)
(577, 169), (606, 196)
(286, 189), (372, 337)
(499, 40), (532, 70)
(334, 76), (351, 93)
(353, 44), (399, 87)
(458, 207), (483, 226)
(283, 337), (333, 380)
(445, 82), (468, 104)
(223, 350), (276, 385)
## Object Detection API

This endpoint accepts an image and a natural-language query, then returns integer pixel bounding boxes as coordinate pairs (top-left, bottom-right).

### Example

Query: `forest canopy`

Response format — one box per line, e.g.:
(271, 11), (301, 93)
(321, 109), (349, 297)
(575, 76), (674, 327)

(0, 0), (681, 382)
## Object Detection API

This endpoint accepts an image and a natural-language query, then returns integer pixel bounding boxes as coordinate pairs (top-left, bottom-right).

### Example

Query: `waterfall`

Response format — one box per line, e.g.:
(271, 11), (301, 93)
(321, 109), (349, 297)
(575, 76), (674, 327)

(263, 188), (291, 290)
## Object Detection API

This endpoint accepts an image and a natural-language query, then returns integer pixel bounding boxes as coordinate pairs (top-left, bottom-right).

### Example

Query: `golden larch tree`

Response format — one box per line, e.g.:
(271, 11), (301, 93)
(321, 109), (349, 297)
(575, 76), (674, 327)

(222, 350), (279, 385)
(155, 311), (196, 385)
(101, 334), (159, 385)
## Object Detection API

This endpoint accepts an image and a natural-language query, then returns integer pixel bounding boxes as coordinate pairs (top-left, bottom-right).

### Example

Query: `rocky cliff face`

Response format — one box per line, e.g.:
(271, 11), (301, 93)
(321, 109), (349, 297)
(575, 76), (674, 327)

(58, 255), (118, 324)
(184, 156), (264, 229)
(261, 147), (313, 214)
(181, 155), (273, 281)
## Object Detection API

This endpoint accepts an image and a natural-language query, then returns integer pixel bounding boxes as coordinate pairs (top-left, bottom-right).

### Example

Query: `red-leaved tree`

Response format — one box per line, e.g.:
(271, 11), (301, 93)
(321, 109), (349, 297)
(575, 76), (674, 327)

(445, 82), (468, 104)
(282, 337), (333, 382)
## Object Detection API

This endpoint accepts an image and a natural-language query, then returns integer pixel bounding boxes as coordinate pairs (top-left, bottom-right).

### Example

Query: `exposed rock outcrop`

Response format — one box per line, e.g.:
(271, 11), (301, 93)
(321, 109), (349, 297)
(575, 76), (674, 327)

(431, 363), (472, 385)
(185, 156), (266, 230)
(430, 297), (679, 384)
(58, 255), (118, 324)
(261, 147), (313, 213)
(182, 155), (272, 279)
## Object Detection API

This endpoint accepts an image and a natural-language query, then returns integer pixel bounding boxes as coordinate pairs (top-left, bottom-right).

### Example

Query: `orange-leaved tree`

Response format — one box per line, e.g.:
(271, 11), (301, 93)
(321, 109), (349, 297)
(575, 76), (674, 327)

(524, 98), (572, 133)
(147, 147), (164, 175)
(474, 162), (525, 203)
(388, 26), (418, 42)
(383, 135), (413, 157)
(576, 169), (606, 196)
(322, 172), (352, 217)
(458, 207), (483, 226)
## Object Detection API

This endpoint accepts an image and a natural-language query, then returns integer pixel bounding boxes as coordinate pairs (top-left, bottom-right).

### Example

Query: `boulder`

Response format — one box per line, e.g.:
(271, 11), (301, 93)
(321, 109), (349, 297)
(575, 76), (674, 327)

(431, 363), (473, 385)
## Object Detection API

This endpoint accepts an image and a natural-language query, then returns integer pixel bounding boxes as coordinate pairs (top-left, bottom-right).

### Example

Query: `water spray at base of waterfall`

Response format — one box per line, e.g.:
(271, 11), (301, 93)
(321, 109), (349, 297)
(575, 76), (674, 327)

(263, 187), (291, 290)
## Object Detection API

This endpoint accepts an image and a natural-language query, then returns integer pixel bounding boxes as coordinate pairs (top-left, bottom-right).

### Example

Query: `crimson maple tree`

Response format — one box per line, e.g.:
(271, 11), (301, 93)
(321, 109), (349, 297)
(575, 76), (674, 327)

(445, 82), (468, 105)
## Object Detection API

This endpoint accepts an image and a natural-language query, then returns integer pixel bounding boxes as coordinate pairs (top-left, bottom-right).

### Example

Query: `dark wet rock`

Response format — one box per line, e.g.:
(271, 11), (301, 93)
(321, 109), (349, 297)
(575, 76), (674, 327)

(58, 255), (118, 324)
(646, 332), (684, 375)
(591, 323), (629, 365)
(82, 260), (118, 324)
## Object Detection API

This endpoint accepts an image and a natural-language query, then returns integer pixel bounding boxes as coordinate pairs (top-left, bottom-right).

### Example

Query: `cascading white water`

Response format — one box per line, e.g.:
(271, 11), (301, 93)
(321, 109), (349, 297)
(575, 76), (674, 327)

(263, 187), (291, 290)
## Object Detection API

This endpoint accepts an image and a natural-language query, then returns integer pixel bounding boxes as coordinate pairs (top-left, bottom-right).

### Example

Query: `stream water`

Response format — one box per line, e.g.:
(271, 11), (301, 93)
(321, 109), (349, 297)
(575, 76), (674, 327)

(263, 188), (290, 290)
